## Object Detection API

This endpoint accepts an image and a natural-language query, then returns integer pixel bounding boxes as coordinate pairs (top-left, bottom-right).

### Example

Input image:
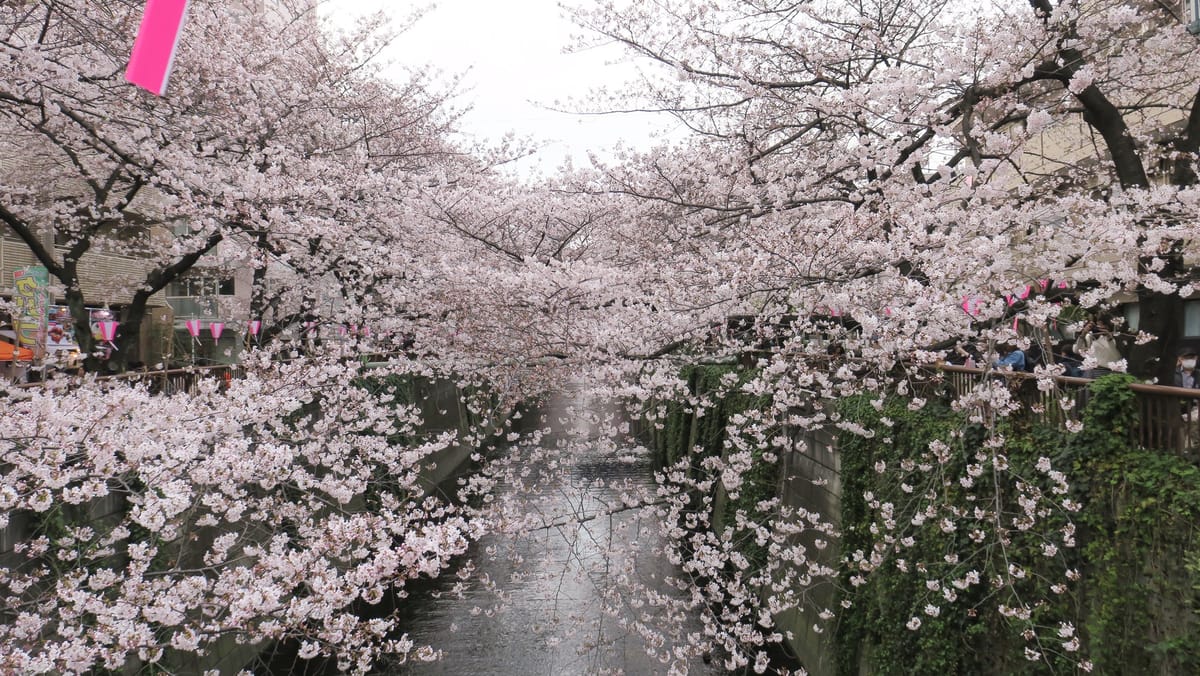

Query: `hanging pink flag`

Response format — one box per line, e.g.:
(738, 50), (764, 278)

(125, 0), (190, 96)
(248, 320), (261, 336)
(209, 321), (225, 340)
(961, 297), (982, 317)
(1005, 295), (1016, 306)
(1037, 279), (1049, 291)
(185, 319), (201, 337)
(1057, 280), (1069, 289)
(1019, 285), (1032, 300)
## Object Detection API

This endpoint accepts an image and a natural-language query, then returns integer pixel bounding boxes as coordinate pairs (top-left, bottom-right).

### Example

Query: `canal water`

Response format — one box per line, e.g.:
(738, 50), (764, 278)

(385, 396), (722, 675)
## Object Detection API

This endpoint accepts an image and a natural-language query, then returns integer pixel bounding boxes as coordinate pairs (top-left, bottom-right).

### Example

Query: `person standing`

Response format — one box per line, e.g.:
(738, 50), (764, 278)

(1175, 347), (1199, 389)
(1074, 318), (1123, 377)
(993, 343), (1026, 371)
(1175, 347), (1200, 449)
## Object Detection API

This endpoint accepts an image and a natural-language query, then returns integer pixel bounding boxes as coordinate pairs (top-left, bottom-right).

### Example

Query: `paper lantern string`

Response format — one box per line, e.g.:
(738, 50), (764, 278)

(126, 0), (190, 96)
(209, 321), (225, 341)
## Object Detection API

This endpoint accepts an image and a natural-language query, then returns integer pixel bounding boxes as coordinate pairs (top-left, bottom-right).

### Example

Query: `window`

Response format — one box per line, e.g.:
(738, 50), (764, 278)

(1186, 301), (1200, 337)
(1124, 304), (1140, 332)
(166, 276), (235, 297)
(1119, 301), (1200, 336)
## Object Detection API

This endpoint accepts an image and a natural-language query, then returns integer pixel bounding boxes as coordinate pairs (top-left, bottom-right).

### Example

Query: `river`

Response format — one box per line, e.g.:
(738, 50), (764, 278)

(385, 396), (722, 675)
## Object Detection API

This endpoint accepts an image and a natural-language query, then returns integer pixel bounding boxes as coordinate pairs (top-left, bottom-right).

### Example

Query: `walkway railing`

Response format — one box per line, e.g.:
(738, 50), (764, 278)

(930, 364), (1200, 452)
(7, 351), (414, 396)
(9, 363), (246, 396)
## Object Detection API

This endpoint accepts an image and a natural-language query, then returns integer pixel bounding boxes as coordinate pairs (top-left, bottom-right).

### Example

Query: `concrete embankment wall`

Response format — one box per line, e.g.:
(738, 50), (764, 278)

(776, 427), (841, 676)
(645, 365), (844, 676)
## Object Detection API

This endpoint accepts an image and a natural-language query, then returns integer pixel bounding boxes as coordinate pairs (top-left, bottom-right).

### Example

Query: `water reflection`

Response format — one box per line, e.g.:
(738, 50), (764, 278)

(386, 445), (720, 676)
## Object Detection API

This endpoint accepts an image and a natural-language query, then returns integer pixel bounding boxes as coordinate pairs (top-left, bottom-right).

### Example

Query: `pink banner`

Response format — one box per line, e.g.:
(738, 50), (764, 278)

(125, 0), (190, 96)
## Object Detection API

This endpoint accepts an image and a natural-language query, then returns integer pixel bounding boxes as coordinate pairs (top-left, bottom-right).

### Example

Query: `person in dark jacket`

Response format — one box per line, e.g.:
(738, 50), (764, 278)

(1175, 347), (1199, 389)
(1053, 341), (1084, 378)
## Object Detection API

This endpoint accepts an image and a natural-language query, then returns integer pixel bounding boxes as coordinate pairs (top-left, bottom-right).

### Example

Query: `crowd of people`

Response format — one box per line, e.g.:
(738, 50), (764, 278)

(952, 314), (1199, 390)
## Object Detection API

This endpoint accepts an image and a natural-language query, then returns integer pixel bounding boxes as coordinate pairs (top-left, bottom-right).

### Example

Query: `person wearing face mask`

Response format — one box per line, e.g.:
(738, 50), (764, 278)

(1176, 347), (1199, 389)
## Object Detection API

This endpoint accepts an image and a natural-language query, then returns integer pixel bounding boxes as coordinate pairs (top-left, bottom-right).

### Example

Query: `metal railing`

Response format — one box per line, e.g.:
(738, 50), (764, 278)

(931, 364), (1200, 452)
(5, 351), (416, 396)
(8, 363), (246, 396)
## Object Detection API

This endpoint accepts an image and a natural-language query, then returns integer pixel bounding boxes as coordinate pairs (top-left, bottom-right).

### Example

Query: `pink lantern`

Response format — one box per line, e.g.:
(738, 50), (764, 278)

(361, 326), (370, 337)
(1019, 285), (1032, 300)
(209, 321), (225, 340)
(98, 320), (119, 349)
(125, 0), (191, 96)
(1037, 279), (1050, 291)
(185, 319), (201, 338)
(960, 296), (983, 317)
(248, 319), (261, 336)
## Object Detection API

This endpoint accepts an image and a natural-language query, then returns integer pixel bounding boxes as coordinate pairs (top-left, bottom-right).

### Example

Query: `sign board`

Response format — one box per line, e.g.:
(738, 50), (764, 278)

(13, 266), (50, 359)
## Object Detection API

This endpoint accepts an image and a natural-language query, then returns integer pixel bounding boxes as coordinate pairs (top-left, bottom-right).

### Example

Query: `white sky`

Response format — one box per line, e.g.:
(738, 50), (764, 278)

(319, 0), (679, 176)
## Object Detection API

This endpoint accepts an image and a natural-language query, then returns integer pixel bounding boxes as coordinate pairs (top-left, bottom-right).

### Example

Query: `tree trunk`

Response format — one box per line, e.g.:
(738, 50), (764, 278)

(1127, 288), (1182, 385)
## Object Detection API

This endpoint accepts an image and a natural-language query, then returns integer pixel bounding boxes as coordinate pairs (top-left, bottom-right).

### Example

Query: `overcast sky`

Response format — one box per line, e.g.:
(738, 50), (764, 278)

(319, 0), (677, 176)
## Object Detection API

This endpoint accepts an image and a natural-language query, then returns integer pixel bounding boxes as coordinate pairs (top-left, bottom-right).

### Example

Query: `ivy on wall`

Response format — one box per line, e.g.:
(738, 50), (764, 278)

(834, 375), (1200, 676)
(650, 364), (779, 575)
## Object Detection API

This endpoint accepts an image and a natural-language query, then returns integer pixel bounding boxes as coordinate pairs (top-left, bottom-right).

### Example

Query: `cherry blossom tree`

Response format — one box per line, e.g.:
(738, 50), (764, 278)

(572, 0), (1200, 378)
(0, 351), (521, 673)
(0, 0), (463, 370)
(5, 0), (1200, 673)
(518, 0), (1200, 670)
